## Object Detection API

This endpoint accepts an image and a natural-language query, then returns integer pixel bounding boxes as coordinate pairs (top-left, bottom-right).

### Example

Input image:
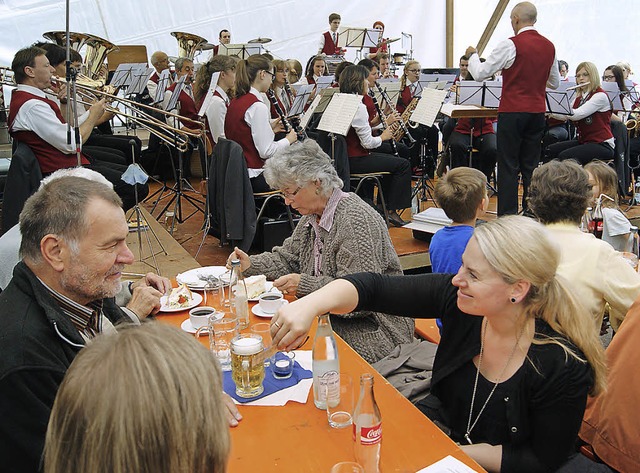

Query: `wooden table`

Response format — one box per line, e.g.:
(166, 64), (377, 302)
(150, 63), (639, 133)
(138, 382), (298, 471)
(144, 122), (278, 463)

(157, 301), (484, 472)
(440, 103), (499, 119)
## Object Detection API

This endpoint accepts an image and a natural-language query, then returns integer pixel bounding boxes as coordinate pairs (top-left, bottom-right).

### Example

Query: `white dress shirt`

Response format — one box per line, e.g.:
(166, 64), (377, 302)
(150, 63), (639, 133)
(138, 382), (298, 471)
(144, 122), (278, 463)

(10, 84), (89, 153)
(468, 26), (560, 90)
(549, 91), (615, 147)
(205, 85), (229, 143)
(244, 87), (290, 177)
(352, 102), (382, 150)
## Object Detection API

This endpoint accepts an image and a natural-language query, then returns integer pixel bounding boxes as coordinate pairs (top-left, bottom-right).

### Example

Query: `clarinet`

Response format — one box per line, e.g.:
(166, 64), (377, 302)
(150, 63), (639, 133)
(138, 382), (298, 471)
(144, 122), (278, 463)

(266, 88), (292, 133)
(368, 89), (398, 156)
(375, 81), (416, 145)
(283, 77), (296, 110)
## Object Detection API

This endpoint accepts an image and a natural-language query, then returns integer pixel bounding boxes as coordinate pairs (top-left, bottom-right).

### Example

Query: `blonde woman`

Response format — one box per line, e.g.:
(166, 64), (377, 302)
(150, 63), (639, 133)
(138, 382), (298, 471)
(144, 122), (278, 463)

(397, 59), (421, 114)
(44, 322), (230, 473)
(546, 62), (614, 164)
(271, 215), (606, 473)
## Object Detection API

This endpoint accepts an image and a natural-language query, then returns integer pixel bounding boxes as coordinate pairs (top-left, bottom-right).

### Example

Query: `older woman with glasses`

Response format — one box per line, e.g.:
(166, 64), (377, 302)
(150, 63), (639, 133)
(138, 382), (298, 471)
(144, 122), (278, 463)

(227, 140), (414, 363)
(545, 61), (614, 165)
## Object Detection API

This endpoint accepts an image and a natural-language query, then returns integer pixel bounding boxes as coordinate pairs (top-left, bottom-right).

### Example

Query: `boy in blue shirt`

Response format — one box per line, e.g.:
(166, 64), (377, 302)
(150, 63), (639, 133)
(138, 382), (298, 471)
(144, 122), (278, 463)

(430, 167), (488, 273)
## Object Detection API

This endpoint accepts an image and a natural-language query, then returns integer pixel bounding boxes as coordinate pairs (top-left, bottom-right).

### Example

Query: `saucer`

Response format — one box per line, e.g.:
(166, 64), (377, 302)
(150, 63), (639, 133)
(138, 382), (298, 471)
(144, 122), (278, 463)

(181, 318), (206, 335)
(251, 299), (289, 318)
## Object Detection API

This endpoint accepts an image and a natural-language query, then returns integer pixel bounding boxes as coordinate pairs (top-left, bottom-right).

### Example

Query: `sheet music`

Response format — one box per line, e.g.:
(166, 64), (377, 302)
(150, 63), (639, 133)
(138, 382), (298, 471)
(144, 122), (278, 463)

(198, 71), (220, 117)
(315, 87), (338, 113)
(427, 81), (447, 90)
(374, 81), (401, 108)
(127, 66), (153, 95)
(337, 27), (367, 48)
(154, 68), (172, 105)
(483, 80), (502, 108)
(165, 75), (185, 111)
(363, 28), (383, 48)
(300, 94), (321, 129)
(315, 75), (335, 93)
(110, 63), (144, 88)
(416, 455), (478, 473)
(288, 84), (314, 117)
(317, 93), (362, 136)
(410, 89), (448, 127)
(457, 81), (484, 106)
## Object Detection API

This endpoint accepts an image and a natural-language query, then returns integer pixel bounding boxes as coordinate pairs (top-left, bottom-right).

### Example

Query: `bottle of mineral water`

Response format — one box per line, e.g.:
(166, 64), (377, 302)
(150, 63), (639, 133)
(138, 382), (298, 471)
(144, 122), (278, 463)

(312, 313), (339, 409)
(229, 259), (249, 329)
(353, 373), (382, 473)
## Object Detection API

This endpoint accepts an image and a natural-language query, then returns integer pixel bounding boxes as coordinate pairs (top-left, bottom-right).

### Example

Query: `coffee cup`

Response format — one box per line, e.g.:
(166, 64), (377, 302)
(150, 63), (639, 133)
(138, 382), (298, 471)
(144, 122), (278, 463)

(189, 306), (217, 329)
(258, 292), (284, 314)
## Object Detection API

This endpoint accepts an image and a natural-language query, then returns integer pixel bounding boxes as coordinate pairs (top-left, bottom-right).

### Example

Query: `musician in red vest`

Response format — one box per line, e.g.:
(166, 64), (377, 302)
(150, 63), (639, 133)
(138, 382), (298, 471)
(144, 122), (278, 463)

(545, 62), (615, 165)
(147, 50), (171, 102)
(162, 57), (198, 128)
(213, 29), (231, 56)
(194, 55), (236, 147)
(367, 21), (388, 60)
(318, 12), (342, 56)
(340, 65), (411, 227)
(8, 46), (146, 211)
(466, 1), (559, 216)
(224, 54), (296, 193)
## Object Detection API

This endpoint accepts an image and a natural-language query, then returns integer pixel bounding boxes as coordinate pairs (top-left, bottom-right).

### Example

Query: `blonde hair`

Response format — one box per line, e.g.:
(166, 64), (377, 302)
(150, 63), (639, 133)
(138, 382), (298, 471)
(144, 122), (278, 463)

(584, 160), (619, 208)
(575, 61), (602, 96)
(400, 60), (420, 91)
(44, 322), (230, 473)
(435, 167), (487, 223)
(473, 216), (607, 395)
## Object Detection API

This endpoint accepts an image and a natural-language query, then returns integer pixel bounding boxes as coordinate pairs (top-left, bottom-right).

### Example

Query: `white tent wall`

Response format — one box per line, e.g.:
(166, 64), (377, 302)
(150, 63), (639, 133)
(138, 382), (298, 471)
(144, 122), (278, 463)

(0, 0), (636, 81)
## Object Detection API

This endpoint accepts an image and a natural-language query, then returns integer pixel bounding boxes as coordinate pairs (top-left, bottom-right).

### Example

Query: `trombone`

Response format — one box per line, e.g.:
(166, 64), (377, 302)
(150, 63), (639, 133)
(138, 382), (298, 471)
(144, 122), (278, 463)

(53, 75), (206, 153)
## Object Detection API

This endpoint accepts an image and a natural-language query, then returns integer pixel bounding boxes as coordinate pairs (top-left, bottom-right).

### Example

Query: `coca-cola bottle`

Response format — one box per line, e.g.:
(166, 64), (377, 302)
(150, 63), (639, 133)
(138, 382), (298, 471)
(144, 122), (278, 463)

(592, 198), (603, 239)
(353, 373), (381, 473)
(312, 313), (339, 409)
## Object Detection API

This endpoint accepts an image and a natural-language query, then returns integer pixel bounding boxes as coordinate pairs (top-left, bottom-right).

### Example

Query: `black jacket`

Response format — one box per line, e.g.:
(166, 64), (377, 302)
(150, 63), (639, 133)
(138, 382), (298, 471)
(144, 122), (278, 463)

(344, 272), (594, 473)
(0, 261), (129, 473)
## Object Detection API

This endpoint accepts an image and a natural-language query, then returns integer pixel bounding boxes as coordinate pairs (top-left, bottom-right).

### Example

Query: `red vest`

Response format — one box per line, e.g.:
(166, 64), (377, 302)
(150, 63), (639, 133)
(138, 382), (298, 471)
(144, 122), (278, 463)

(167, 82), (198, 126)
(363, 94), (377, 123)
(346, 105), (370, 158)
(499, 30), (555, 113)
(454, 117), (495, 137)
(396, 85), (413, 113)
(573, 88), (613, 144)
(322, 31), (339, 55)
(225, 93), (264, 169)
(149, 71), (160, 84)
(8, 90), (90, 173)
(369, 42), (388, 55)
(305, 75), (317, 86)
(213, 45), (219, 55)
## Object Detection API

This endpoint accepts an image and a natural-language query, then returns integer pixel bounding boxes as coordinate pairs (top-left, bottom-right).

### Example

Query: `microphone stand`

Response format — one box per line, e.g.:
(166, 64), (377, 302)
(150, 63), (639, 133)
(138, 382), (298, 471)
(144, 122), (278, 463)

(63, 0), (82, 166)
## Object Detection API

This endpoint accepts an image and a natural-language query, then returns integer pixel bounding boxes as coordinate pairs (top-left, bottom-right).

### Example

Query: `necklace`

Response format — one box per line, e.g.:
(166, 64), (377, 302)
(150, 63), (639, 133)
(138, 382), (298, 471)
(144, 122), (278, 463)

(465, 318), (525, 445)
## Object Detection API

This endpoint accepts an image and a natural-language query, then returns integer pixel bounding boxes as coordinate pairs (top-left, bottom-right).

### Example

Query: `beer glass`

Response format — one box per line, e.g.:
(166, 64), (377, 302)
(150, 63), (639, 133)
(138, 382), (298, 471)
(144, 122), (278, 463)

(196, 313), (238, 372)
(231, 334), (265, 398)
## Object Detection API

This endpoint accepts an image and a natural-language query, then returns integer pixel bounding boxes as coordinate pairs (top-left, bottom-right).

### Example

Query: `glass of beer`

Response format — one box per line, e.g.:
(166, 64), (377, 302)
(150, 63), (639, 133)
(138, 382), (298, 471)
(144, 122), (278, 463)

(231, 334), (265, 398)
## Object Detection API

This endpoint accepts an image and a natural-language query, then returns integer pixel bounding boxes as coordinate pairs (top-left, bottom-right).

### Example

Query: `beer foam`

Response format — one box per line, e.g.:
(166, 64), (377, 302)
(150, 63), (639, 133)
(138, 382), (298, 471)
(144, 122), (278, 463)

(232, 337), (262, 355)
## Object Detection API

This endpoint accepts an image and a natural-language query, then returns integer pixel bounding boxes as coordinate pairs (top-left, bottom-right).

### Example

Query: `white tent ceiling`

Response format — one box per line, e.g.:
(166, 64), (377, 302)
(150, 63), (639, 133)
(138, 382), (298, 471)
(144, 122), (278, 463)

(0, 0), (637, 79)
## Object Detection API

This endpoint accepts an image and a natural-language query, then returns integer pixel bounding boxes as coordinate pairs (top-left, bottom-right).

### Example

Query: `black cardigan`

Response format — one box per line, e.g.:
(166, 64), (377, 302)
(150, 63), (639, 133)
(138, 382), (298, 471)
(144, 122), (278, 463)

(343, 272), (594, 473)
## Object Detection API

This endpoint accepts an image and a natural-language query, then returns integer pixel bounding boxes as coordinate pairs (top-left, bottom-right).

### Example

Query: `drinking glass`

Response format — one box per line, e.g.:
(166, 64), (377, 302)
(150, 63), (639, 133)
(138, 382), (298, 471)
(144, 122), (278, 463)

(250, 322), (272, 366)
(199, 314), (238, 372)
(203, 277), (224, 308)
(230, 334), (265, 398)
(330, 462), (364, 473)
(271, 351), (295, 379)
(326, 373), (353, 428)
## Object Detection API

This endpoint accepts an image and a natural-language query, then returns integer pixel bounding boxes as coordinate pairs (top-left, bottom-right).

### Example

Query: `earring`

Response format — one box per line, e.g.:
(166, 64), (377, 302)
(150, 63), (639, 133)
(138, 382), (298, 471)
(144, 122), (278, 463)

(510, 297), (517, 303)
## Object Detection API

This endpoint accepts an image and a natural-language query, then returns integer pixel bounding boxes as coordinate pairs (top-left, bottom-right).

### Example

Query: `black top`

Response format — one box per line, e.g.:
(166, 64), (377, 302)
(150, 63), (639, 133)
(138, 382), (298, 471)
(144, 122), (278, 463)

(343, 272), (594, 473)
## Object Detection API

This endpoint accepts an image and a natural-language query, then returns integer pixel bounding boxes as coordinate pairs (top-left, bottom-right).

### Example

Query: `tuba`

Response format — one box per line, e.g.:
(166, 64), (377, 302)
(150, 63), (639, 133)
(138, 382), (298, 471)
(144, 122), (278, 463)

(171, 32), (208, 60)
(43, 31), (92, 54)
(83, 34), (119, 80)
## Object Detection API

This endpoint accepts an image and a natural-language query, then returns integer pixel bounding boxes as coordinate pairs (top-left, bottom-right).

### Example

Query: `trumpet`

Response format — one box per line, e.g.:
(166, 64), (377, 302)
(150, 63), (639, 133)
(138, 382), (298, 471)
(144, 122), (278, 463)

(53, 75), (205, 153)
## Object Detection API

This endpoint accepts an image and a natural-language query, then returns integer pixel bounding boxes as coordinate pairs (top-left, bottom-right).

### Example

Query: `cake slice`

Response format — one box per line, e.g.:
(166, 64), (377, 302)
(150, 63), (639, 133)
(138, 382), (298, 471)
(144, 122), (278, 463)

(241, 275), (267, 299)
(166, 283), (193, 309)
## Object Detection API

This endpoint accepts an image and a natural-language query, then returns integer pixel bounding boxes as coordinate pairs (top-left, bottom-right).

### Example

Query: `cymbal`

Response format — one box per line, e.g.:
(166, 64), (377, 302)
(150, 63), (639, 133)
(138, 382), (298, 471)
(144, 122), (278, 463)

(393, 52), (406, 57)
(384, 37), (401, 44)
(197, 42), (215, 51)
(248, 37), (272, 44)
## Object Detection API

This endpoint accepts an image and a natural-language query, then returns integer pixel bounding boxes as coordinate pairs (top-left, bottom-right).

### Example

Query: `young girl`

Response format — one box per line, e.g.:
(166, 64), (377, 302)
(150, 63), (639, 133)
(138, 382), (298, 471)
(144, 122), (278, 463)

(224, 54), (296, 192)
(585, 160), (632, 251)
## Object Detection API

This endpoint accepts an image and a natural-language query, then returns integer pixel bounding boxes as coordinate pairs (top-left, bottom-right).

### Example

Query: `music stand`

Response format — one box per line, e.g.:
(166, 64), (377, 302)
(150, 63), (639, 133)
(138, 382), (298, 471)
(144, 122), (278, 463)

(315, 75), (334, 93)
(127, 66), (153, 96)
(219, 43), (263, 59)
(288, 84), (314, 117)
(374, 81), (401, 108)
(153, 68), (172, 105)
(545, 83), (575, 115)
(337, 27), (380, 61)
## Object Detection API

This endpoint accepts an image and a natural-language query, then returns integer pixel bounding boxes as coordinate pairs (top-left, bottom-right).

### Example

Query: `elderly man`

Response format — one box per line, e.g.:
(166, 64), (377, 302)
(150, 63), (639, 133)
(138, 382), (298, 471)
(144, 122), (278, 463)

(466, 1), (559, 215)
(8, 46), (147, 211)
(147, 50), (171, 102)
(0, 176), (240, 473)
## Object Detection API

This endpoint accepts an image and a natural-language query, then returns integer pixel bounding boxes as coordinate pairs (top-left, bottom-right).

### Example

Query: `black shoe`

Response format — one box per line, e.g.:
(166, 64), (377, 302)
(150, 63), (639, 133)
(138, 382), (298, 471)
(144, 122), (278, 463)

(388, 211), (409, 227)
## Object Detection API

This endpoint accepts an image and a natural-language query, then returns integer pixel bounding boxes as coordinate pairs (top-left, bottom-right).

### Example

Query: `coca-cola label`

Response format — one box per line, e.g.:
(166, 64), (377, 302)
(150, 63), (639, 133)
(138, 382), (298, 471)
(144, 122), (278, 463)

(353, 422), (382, 445)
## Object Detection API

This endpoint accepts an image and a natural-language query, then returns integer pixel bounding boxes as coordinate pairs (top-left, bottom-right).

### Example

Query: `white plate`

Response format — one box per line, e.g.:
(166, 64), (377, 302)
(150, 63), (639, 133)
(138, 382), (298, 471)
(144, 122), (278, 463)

(159, 292), (203, 313)
(176, 266), (229, 290)
(251, 299), (289, 318)
(233, 281), (283, 301)
(181, 319), (200, 335)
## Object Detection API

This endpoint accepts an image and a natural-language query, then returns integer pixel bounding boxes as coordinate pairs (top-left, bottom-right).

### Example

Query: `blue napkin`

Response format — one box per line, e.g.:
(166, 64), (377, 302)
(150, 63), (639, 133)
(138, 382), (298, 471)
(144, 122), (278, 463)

(223, 361), (312, 403)
(121, 163), (149, 185)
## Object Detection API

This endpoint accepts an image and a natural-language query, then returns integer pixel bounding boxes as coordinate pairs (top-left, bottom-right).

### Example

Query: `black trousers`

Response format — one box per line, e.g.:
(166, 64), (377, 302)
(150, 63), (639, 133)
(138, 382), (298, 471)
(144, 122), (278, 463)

(86, 131), (142, 165)
(84, 158), (149, 212)
(546, 140), (614, 165)
(448, 131), (497, 180)
(496, 112), (546, 215)
(349, 152), (412, 210)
